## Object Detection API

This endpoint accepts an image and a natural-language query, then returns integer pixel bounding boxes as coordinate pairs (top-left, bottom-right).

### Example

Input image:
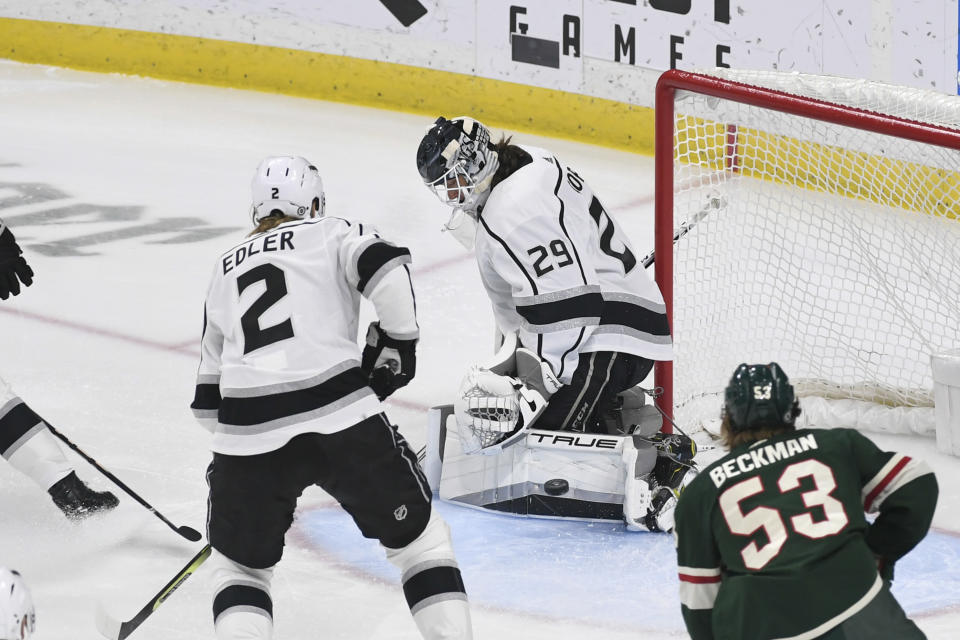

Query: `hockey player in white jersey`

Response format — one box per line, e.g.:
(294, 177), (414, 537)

(416, 117), (673, 431)
(191, 156), (473, 639)
(416, 117), (692, 532)
(0, 220), (119, 519)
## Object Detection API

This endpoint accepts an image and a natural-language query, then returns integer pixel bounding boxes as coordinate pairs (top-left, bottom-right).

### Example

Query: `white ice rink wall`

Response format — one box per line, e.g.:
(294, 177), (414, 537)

(0, 1), (958, 153)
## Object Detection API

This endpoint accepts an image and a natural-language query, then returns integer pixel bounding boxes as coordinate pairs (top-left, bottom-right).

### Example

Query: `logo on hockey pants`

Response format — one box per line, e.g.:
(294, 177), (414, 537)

(394, 505), (408, 521)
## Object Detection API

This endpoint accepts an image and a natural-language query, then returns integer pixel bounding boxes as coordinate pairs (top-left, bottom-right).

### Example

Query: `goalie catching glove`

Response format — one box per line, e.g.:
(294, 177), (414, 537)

(454, 366), (547, 455)
(361, 322), (417, 400)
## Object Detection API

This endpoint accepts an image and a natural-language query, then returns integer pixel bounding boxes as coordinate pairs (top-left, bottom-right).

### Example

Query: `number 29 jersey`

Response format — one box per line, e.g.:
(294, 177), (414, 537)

(474, 146), (672, 385)
(191, 217), (414, 456)
(674, 428), (937, 640)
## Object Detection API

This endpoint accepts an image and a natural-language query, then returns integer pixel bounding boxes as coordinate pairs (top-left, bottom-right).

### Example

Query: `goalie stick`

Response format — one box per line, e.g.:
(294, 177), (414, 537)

(641, 194), (726, 269)
(44, 421), (203, 542)
(95, 544), (212, 640)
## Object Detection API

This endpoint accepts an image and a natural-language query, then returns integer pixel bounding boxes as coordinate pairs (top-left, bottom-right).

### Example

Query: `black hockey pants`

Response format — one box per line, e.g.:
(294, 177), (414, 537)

(534, 351), (653, 433)
(813, 581), (925, 639)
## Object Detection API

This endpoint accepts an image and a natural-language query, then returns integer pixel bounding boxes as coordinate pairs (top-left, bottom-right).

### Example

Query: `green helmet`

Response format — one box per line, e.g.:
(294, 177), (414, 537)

(723, 362), (798, 432)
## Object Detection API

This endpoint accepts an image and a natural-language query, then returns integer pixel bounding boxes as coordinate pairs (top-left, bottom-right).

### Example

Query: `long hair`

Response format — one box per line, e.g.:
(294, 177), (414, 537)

(248, 214), (299, 237)
(490, 135), (532, 190)
(719, 401), (801, 450)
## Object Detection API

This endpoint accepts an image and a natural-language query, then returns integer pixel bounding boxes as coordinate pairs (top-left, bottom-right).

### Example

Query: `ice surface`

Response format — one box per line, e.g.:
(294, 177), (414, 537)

(0, 60), (958, 639)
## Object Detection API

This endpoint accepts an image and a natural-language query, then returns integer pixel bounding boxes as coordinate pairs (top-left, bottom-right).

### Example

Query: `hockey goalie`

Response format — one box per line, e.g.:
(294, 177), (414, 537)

(422, 333), (699, 533)
(415, 115), (700, 532)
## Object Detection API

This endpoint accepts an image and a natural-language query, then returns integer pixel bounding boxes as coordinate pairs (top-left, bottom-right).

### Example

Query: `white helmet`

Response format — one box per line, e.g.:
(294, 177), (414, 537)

(250, 156), (325, 224)
(0, 569), (35, 640)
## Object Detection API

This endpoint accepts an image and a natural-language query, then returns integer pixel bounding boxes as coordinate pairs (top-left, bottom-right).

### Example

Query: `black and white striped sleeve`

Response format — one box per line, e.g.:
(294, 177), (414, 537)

(190, 303), (224, 431)
(340, 223), (418, 340)
(340, 223), (413, 296)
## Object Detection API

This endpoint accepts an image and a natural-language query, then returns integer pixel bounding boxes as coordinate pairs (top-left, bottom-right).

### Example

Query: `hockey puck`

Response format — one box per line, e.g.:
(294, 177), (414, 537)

(544, 478), (569, 496)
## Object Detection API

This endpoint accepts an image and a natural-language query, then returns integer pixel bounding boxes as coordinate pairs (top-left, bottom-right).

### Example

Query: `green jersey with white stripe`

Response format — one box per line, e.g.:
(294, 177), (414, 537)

(674, 427), (937, 640)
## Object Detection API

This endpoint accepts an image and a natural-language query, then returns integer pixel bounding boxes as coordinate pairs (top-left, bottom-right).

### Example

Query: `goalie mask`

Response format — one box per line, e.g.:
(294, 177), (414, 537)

(0, 569), (35, 640)
(723, 362), (800, 433)
(251, 156), (326, 224)
(416, 116), (500, 218)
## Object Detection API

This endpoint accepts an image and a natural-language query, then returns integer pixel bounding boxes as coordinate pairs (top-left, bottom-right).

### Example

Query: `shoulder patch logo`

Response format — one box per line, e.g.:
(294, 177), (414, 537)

(394, 505), (408, 521)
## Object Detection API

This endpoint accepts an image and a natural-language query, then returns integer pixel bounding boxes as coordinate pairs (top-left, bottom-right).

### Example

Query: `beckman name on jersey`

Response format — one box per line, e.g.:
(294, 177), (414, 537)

(708, 433), (818, 488)
(191, 217), (417, 455)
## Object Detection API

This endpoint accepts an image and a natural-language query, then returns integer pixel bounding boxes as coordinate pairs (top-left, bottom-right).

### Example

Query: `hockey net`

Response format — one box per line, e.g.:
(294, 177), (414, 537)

(654, 69), (960, 437)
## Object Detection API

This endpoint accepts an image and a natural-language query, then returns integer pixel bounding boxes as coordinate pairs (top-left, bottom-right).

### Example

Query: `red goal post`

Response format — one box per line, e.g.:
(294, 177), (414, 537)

(653, 69), (960, 435)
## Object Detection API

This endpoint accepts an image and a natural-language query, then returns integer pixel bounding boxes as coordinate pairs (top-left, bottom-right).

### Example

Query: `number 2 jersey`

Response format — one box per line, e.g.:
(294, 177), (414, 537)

(474, 145), (672, 384)
(674, 428), (938, 640)
(190, 216), (418, 456)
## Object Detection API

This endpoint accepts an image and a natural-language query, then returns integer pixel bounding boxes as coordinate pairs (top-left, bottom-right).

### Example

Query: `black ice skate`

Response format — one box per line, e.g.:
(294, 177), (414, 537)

(642, 486), (677, 532)
(643, 432), (697, 489)
(49, 471), (119, 519)
(634, 433), (699, 532)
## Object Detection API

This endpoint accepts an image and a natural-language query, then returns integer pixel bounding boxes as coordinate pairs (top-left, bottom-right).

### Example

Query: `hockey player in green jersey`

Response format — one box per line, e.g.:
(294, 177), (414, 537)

(674, 362), (937, 640)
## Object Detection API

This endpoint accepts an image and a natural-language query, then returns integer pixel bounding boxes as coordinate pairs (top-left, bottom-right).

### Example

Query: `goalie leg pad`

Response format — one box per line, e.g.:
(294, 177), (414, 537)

(622, 437), (658, 532)
(384, 509), (473, 639)
(210, 550), (274, 639)
(623, 432), (699, 532)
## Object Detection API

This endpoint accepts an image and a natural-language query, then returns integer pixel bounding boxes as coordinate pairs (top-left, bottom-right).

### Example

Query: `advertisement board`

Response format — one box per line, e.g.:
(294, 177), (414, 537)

(2, 0), (958, 106)
(476, 0), (583, 92)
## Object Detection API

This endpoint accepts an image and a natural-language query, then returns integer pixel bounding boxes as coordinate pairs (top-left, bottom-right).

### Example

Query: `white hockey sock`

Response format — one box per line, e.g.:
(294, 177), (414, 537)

(210, 551), (274, 640)
(384, 510), (474, 640)
(5, 425), (73, 490)
(215, 610), (273, 640)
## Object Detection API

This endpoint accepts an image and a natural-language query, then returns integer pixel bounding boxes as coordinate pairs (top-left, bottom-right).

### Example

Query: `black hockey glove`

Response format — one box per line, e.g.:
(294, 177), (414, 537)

(0, 226), (34, 300)
(361, 322), (417, 400)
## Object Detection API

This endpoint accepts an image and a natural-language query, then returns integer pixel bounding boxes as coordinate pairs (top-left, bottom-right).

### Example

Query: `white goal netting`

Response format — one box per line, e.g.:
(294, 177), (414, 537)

(661, 69), (960, 436)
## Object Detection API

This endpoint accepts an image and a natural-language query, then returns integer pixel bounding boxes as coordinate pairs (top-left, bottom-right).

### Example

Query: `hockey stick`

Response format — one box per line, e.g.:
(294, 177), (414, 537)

(44, 421), (203, 542)
(641, 195), (725, 269)
(95, 544), (212, 640)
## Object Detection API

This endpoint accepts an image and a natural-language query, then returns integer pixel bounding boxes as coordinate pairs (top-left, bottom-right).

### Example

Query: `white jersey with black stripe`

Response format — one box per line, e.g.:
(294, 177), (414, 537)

(475, 145), (672, 385)
(191, 216), (418, 455)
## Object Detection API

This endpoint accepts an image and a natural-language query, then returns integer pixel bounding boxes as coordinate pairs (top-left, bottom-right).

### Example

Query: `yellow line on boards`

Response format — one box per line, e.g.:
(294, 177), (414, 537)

(0, 17), (656, 154)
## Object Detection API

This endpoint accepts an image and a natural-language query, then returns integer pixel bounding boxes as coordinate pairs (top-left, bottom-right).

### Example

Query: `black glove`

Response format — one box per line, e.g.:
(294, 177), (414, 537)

(0, 226), (34, 300)
(361, 322), (417, 400)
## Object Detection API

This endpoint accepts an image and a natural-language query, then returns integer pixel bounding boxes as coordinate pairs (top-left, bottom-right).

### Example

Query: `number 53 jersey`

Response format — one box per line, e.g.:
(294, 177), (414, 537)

(190, 217), (413, 456)
(674, 427), (937, 640)
(474, 146), (672, 385)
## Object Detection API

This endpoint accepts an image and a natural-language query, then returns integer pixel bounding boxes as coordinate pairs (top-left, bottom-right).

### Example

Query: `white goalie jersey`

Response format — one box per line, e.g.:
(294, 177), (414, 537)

(475, 146), (672, 384)
(191, 216), (418, 455)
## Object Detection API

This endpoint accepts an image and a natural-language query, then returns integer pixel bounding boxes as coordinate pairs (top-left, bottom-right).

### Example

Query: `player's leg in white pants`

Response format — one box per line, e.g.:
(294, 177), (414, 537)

(0, 376), (72, 490)
(384, 509), (473, 640)
(210, 550), (275, 640)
